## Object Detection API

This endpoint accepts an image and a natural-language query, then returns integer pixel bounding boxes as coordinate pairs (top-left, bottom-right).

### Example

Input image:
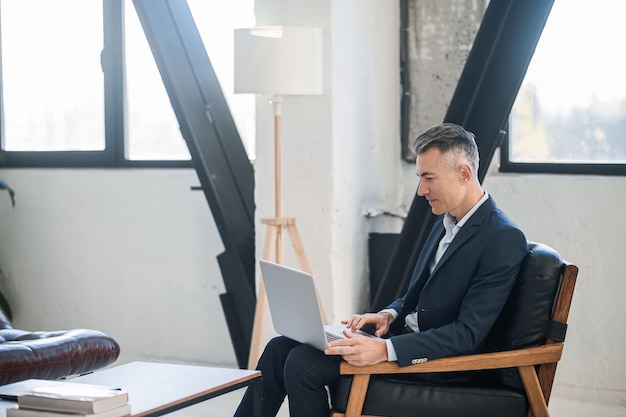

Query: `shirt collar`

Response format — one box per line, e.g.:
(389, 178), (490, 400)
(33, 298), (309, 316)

(446, 191), (489, 229)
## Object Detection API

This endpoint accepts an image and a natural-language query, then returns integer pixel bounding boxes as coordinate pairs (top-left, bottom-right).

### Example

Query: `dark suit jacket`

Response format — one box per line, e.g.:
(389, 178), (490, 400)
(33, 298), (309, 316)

(385, 196), (527, 367)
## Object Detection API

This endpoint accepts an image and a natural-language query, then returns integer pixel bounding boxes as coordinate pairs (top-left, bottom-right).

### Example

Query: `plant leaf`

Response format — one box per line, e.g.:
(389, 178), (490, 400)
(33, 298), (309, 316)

(0, 178), (16, 208)
(0, 290), (13, 322)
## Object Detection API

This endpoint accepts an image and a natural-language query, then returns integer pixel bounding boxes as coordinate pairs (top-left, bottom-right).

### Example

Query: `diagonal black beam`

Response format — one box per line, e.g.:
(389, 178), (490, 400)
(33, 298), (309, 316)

(132, 0), (255, 368)
(371, 0), (554, 310)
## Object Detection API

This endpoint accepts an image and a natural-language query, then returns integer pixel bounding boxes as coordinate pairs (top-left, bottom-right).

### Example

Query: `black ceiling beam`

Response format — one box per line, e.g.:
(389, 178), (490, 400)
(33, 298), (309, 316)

(371, 0), (554, 310)
(132, 0), (255, 369)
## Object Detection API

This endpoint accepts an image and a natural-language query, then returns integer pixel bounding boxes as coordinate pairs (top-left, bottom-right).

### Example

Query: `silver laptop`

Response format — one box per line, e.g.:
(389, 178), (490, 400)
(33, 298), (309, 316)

(259, 259), (379, 351)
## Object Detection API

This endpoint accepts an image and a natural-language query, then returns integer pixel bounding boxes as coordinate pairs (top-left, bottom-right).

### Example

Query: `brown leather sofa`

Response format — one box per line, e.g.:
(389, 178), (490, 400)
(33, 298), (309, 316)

(0, 310), (120, 385)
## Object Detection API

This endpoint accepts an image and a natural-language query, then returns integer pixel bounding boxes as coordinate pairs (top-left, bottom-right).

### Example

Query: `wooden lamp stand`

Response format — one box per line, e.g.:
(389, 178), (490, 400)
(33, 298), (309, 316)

(247, 97), (328, 369)
(234, 26), (325, 369)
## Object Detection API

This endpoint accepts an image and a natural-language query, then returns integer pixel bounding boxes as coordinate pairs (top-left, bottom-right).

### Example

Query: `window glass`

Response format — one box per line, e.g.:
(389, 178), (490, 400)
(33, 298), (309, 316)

(188, 0), (256, 160)
(509, 0), (626, 164)
(124, 0), (256, 161)
(1, 0), (104, 151)
(124, 0), (189, 161)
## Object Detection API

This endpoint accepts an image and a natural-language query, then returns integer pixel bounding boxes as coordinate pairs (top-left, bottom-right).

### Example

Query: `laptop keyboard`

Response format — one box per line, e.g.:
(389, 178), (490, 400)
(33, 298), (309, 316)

(325, 331), (344, 342)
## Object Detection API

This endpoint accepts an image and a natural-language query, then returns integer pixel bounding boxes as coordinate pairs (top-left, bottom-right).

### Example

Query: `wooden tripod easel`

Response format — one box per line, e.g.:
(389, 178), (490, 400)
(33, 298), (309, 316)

(247, 97), (328, 370)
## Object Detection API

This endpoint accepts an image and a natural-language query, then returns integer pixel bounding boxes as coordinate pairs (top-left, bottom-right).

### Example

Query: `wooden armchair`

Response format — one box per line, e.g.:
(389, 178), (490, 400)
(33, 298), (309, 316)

(330, 242), (578, 417)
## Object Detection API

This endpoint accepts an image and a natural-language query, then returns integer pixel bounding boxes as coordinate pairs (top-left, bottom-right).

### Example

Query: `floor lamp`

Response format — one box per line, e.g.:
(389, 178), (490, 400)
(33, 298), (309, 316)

(234, 26), (326, 369)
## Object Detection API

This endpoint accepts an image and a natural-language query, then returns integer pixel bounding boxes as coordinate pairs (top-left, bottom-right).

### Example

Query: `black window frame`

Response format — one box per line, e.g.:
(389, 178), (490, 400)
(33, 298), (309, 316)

(499, 126), (626, 177)
(0, 0), (191, 169)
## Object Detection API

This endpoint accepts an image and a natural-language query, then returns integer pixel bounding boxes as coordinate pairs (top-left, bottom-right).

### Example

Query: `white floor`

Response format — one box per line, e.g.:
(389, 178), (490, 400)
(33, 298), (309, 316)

(169, 388), (626, 417)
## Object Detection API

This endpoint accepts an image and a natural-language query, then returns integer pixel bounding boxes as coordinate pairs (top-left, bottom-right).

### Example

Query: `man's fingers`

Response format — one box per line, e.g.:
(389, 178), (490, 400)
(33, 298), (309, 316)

(343, 315), (362, 329)
(324, 339), (355, 356)
(325, 331), (360, 355)
(343, 329), (357, 338)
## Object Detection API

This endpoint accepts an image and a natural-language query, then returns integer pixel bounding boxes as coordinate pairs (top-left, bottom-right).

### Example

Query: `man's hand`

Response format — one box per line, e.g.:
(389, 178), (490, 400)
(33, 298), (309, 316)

(324, 331), (388, 366)
(342, 312), (394, 337)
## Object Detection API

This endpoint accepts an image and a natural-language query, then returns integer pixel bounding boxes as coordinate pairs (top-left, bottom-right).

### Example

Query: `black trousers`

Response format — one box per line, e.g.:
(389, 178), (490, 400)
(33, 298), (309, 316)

(234, 336), (343, 417)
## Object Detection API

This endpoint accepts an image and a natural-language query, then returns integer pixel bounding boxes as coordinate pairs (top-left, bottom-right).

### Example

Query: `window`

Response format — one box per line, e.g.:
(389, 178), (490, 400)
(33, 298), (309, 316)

(1, 1), (105, 153)
(0, 0), (254, 167)
(501, 0), (626, 175)
(124, 0), (189, 161)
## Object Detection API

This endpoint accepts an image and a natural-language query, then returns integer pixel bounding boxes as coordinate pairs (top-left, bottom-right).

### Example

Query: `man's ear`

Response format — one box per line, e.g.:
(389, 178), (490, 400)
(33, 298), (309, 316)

(458, 164), (473, 182)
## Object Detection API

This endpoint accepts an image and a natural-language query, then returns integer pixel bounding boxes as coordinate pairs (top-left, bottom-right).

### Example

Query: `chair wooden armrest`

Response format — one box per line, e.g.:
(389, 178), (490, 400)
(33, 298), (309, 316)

(336, 343), (564, 417)
(340, 343), (563, 375)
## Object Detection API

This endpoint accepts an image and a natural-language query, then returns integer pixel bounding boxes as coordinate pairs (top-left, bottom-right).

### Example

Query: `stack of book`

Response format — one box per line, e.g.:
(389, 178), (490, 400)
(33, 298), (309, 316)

(8, 381), (130, 417)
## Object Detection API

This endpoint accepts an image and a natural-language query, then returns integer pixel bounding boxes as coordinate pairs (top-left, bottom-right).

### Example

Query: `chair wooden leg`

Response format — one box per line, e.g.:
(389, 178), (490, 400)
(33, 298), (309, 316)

(519, 365), (550, 417)
(536, 362), (558, 405)
(343, 374), (371, 417)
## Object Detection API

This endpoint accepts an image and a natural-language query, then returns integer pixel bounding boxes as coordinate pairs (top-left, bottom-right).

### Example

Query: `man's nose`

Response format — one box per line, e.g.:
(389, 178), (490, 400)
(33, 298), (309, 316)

(417, 180), (426, 196)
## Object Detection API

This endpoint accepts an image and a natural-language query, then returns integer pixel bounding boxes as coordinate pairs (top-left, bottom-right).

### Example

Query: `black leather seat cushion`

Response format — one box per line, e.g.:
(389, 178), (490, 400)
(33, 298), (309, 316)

(331, 375), (528, 417)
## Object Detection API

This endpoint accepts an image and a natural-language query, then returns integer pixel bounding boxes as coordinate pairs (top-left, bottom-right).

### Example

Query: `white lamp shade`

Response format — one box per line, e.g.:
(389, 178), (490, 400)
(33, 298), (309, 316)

(234, 26), (323, 96)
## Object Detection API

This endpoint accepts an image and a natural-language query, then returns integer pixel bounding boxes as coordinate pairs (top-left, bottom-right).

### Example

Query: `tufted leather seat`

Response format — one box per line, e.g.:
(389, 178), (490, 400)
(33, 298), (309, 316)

(0, 311), (120, 385)
(330, 241), (576, 417)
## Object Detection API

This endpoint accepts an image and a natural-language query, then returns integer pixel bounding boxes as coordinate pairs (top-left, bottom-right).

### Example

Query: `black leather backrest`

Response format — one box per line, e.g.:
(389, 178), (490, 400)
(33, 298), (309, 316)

(486, 241), (563, 353)
(483, 241), (563, 389)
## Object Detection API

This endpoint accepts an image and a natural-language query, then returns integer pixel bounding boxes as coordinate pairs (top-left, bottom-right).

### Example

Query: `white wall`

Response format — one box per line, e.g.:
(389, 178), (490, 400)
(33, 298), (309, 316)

(0, 169), (236, 366)
(0, 0), (625, 408)
(329, 0), (402, 319)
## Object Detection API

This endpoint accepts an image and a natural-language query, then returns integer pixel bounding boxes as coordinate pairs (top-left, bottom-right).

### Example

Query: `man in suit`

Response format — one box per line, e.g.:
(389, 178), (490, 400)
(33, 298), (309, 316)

(234, 123), (528, 417)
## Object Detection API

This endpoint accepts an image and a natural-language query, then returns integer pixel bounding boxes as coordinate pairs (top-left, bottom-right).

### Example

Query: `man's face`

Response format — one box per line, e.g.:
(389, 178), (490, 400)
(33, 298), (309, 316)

(415, 147), (464, 217)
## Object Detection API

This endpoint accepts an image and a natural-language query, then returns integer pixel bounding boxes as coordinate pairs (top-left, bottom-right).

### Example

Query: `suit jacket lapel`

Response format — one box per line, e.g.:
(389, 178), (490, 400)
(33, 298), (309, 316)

(397, 219), (444, 318)
(416, 220), (444, 276)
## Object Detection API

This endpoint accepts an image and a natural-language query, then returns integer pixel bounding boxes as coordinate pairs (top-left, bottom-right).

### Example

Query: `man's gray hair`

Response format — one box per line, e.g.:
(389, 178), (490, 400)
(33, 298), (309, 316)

(413, 123), (480, 176)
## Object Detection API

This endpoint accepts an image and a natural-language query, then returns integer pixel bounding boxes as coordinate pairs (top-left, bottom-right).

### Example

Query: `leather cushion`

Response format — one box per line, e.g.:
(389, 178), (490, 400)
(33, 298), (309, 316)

(0, 328), (120, 385)
(331, 375), (528, 417)
(486, 241), (562, 351)
(483, 241), (563, 389)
